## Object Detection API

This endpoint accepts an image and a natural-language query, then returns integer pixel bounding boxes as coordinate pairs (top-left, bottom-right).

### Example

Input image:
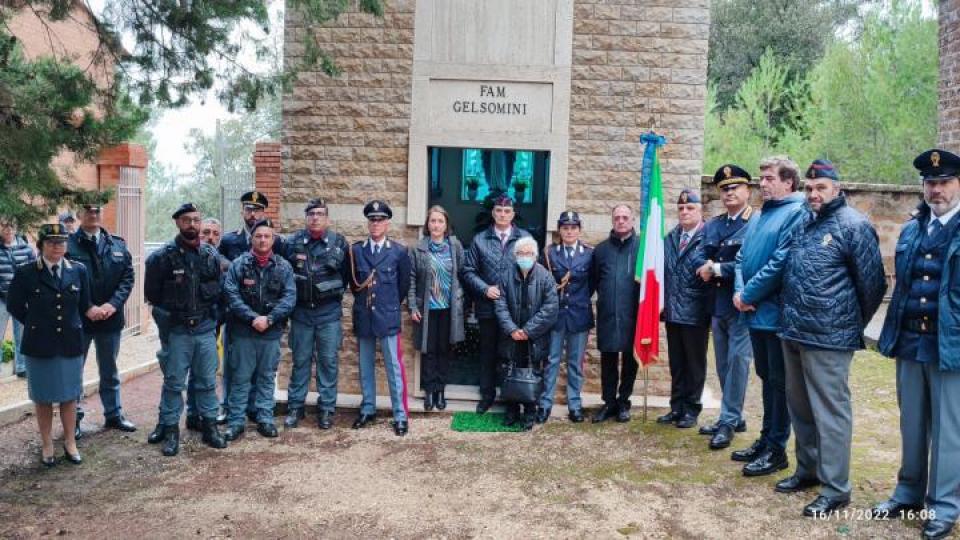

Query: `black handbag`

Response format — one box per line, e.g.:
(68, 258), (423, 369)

(499, 347), (543, 403)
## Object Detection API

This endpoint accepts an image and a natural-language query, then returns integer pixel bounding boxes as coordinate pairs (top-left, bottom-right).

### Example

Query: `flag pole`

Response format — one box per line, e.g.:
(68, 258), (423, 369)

(642, 366), (649, 423)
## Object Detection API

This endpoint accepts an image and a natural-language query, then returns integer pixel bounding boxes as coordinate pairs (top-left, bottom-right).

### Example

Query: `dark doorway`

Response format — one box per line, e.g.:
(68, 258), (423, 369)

(421, 147), (550, 395)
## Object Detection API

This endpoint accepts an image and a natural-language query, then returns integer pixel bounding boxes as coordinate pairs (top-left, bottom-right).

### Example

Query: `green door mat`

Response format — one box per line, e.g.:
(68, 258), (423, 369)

(450, 412), (524, 432)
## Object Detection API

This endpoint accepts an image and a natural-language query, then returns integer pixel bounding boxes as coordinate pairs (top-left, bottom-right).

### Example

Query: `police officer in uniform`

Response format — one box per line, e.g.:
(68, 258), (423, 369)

(874, 149), (960, 540)
(67, 203), (137, 439)
(281, 198), (350, 429)
(218, 191), (279, 423)
(222, 219), (296, 440)
(349, 200), (412, 436)
(539, 211), (594, 424)
(696, 165), (754, 450)
(144, 203), (228, 456)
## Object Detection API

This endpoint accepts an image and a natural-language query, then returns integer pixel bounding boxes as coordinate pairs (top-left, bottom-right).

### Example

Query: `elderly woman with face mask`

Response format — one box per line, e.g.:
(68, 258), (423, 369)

(6, 224), (96, 466)
(493, 236), (558, 430)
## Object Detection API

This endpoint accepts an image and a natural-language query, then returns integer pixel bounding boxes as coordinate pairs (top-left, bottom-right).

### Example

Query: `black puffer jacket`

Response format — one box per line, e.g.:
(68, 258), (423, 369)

(593, 230), (640, 352)
(779, 195), (887, 351)
(663, 223), (709, 326)
(494, 263), (559, 366)
(462, 226), (531, 319)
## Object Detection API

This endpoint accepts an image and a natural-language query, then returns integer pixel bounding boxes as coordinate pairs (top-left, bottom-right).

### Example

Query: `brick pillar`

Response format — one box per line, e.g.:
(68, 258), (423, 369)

(254, 142), (283, 224)
(97, 143), (148, 233)
(941, 0), (960, 148)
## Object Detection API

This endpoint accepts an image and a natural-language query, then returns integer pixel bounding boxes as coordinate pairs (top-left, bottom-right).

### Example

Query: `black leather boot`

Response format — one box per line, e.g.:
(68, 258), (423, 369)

(284, 408), (304, 428)
(185, 415), (202, 432)
(147, 423), (167, 444)
(201, 418), (228, 449)
(161, 425), (180, 456)
(435, 389), (447, 410)
(424, 390), (435, 411)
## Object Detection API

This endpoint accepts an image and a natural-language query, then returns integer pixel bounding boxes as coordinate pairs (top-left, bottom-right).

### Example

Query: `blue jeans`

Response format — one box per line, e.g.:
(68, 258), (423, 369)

(158, 329), (219, 425)
(288, 319), (342, 412)
(713, 313), (753, 428)
(358, 334), (407, 421)
(186, 325), (235, 418)
(750, 329), (791, 451)
(541, 328), (588, 412)
(226, 334), (281, 427)
(0, 300), (25, 374)
(80, 331), (123, 418)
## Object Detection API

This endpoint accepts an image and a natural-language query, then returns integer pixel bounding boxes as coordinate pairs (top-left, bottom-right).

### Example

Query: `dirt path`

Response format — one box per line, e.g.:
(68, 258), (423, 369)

(0, 352), (927, 539)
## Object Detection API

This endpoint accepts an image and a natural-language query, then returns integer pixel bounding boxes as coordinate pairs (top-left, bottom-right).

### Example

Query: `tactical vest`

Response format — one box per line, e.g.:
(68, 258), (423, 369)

(289, 233), (346, 307)
(158, 243), (221, 322)
(237, 258), (288, 316)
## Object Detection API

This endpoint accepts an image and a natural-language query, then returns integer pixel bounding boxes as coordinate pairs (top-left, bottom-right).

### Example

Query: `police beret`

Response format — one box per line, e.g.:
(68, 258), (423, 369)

(913, 149), (960, 181)
(557, 210), (581, 227)
(57, 211), (76, 222)
(677, 188), (701, 205)
(492, 194), (514, 208)
(251, 218), (274, 232)
(305, 198), (327, 213)
(38, 223), (69, 243)
(363, 200), (392, 220)
(241, 191), (268, 209)
(714, 164), (751, 188)
(805, 159), (839, 182)
(172, 203), (198, 219)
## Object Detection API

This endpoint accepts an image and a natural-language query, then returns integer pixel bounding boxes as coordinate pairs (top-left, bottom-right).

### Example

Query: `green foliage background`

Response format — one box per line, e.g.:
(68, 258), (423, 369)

(705, 0), (938, 183)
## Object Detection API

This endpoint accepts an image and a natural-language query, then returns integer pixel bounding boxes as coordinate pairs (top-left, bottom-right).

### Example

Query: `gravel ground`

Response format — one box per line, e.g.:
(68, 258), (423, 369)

(0, 350), (929, 539)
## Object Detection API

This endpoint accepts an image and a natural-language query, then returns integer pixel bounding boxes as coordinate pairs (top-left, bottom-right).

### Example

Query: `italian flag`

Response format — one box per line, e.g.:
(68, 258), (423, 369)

(633, 139), (665, 366)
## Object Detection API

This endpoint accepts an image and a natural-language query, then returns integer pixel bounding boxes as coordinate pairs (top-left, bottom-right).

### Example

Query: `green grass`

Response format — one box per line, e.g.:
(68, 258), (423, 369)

(451, 412), (524, 432)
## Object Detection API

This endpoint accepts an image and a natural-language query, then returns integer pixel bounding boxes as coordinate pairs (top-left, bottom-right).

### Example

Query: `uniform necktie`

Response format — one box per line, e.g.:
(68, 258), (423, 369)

(52, 264), (60, 282)
(500, 232), (508, 247)
(929, 219), (943, 238)
(679, 232), (690, 251)
(374, 243), (381, 255)
(566, 246), (574, 259)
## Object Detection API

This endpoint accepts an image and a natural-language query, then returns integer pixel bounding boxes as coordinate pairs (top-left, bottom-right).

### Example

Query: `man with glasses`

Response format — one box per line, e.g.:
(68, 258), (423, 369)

(462, 195), (531, 414)
(66, 203), (137, 439)
(696, 165), (754, 450)
(348, 200), (412, 436)
(144, 203), (228, 456)
(281, 198), (350, 429)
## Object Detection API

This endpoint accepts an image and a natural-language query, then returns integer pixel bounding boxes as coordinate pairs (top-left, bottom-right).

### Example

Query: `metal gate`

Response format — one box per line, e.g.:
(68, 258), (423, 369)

(118, 165), (144, 336)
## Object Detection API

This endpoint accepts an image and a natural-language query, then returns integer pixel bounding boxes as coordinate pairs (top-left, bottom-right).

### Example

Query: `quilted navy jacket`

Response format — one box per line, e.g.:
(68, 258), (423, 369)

(778, 196), (887, 351)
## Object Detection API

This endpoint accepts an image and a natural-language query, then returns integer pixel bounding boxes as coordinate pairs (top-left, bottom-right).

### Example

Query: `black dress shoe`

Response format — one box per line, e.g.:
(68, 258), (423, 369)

(15, 370), (26, 378)
(699, 421), (720, 435)
(352, 413), (376, 429)
(568, 409), (585, 423)
(923, 519), (955, 540)
(74, 424), (83, 441)
(592, 404), (619, 423)
(503, 406), (519, 427)
(775, 475), (821, 494)
(63, 445), (82, 465)
(104, 415), (137, 432)
(476, 398), (494, 414)
(147, 423), (167, 444)
(536, 407), (551, 424)
(803, 495), (850, 517)
(735, 419), (747, 433)
(656, 410), (681, 424)
(223, 425), (245, 441)
(675, 414), (697, 429)
(201, 418), (228, 449)
(423, 391), (435, 412)
(522, 416), (536, 431)
(742, 449), (788, 477)
(709, 424), (734, 450)
(616, 407), (631, 423)
(317, 410), (334, 430)
(162, 426), (180, 456)
(392, 420), (408, 436)
(870, 499), (924, 520)
(435, 390), (447, 411)
(284, 408), (304, 428)
(257, 423), (279, 438)
(731, 438), (766, 462)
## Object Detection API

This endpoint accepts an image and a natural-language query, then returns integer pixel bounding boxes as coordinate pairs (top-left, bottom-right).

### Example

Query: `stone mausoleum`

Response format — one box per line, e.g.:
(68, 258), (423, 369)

(273, 0), (709, 406)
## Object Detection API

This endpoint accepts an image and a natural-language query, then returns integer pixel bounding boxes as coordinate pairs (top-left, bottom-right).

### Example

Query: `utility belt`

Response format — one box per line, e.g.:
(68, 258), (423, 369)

(903, 318), (938, 335)
(170, 308), (215, 329)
